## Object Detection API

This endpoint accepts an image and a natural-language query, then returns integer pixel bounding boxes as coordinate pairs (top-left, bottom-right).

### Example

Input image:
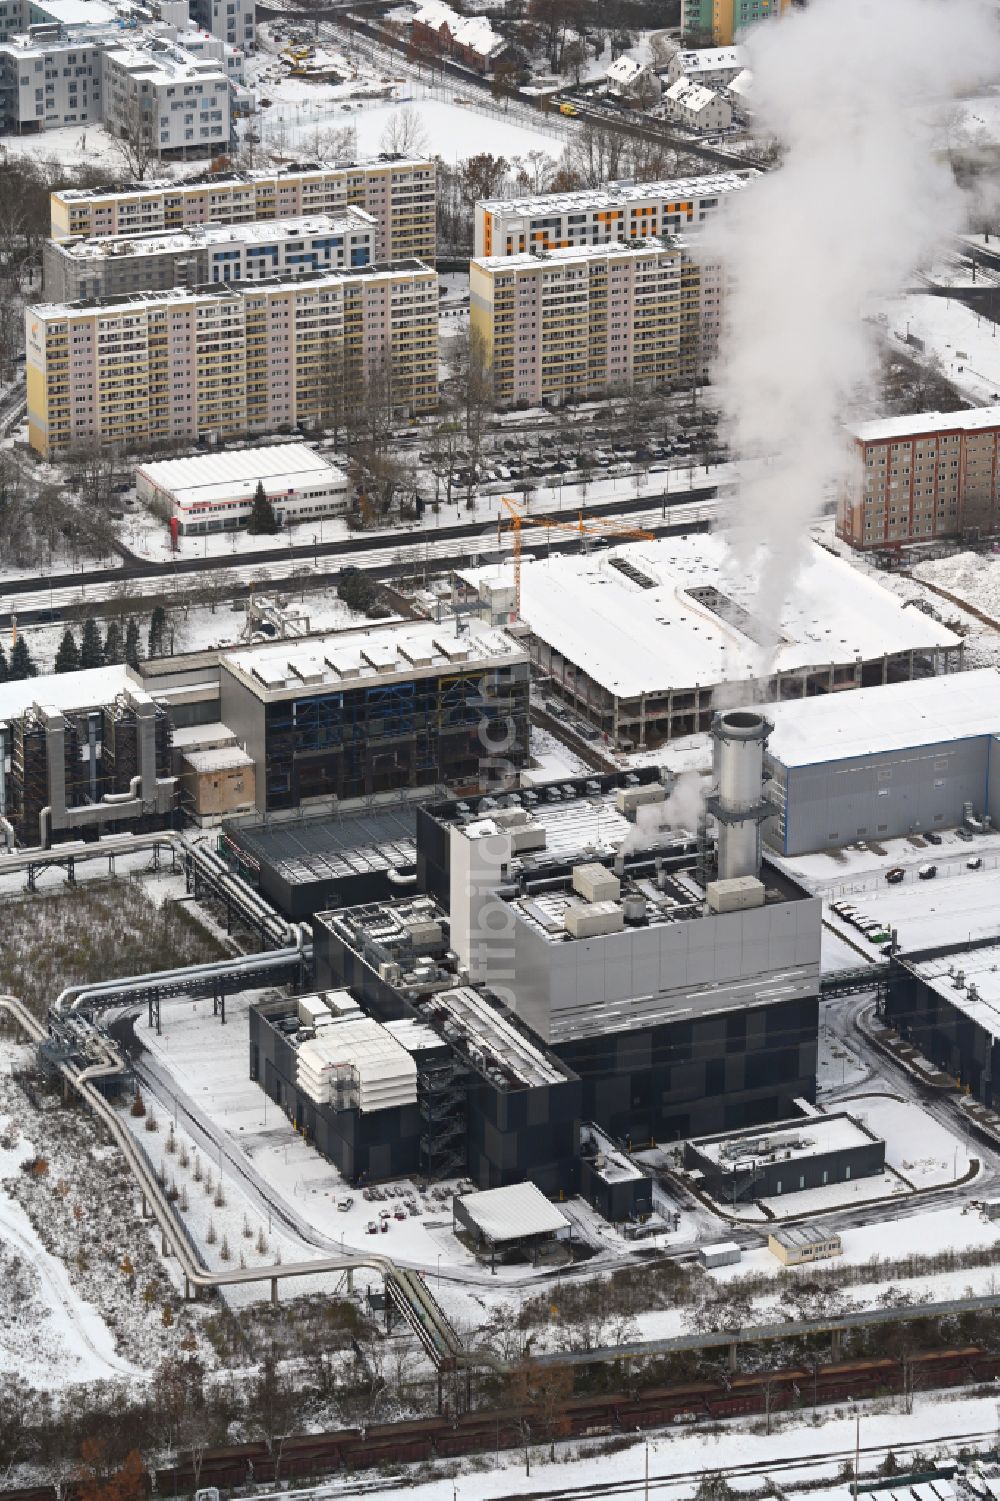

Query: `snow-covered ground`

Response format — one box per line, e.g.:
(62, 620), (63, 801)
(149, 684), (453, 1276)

(525, 725), (592, 781)
(913, 550), (1000, 623)
(257, 82), (567, 163)
(818, 864), (1000, 954)
(353, 1391), (1000, 1501)
(817, 1022), (869, 1092)
(843, 1094), (972, 1189)
(0, 1110), (138, 1388)
(878, 293), (1000, 407)
(774, 823), (1000, 899)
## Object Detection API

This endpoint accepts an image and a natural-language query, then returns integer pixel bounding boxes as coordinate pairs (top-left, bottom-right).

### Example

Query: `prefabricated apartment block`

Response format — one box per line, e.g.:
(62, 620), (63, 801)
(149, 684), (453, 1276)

(837, 407), (1000, 552)
(473, 170), (756, 258)
(469, 237), (721, 405)
(42, 208), (378, 302)
(25, 260), (438, 456)
(50, 156), (437, 262)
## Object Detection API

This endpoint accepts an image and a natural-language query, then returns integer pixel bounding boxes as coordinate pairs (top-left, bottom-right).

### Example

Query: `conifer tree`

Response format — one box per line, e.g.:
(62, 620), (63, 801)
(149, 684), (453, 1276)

(147, 605), (167, 658)
(9, 637), (36, 680)
(104, 619), (124, 665)
(124, 618), (141, 668)
(54, 629), (80, 674)
(79, 615), (103, 669)
(247, 480), (279, 535)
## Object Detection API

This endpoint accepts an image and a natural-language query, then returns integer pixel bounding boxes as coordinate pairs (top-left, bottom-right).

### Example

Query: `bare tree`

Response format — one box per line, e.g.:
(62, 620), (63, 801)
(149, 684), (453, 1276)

(379, 105), (429, 156)
(108, 94), (159, 181)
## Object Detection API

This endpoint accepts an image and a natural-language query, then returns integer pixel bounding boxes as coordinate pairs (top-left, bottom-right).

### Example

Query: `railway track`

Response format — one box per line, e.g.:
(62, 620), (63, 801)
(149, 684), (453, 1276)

(6, 1348), (1000, 1497)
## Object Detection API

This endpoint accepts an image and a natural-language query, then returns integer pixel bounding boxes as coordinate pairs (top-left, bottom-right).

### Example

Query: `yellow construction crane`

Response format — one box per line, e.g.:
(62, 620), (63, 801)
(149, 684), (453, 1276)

(497, 496), (655, 616)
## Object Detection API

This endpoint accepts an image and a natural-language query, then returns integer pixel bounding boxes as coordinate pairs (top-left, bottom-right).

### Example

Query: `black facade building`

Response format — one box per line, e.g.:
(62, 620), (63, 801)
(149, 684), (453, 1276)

(221, 804), (418, 921)
(249, 1000), (420, 1182)
(886, 942), (1000, 1106)
(684, 1112), (885, 1205)
(555, 995), (819, 1147)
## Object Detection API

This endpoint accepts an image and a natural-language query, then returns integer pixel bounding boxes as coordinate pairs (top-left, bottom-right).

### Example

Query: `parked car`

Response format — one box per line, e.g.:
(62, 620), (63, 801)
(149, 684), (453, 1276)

(968, 856), (983, 870)
(380, 1219), (390, 1233)
(885, 867), (905, 884)
(337, 1195), (353, 1212)
(918, 863), (937, 879)
(956, 827), (974, 842)
(366, 1220), (379, 1234)
(924, 831), (943, 845)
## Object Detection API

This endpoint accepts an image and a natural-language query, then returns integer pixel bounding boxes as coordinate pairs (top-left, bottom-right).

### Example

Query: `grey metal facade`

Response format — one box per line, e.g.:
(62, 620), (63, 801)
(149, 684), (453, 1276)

(766, 733), (1000, 857)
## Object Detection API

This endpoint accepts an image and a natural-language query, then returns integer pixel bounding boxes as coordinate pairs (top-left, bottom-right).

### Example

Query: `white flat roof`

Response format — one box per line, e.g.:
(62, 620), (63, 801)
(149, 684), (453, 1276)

(182, 745), (254, 772)
(765, 668), (1000, 767)
(458, 1182), (570, 1243)
(474, 237), (676, 273)
(136, 443), (343, 508)
(53, 156), (432, 203)
(673, 46), (746, 73)
(0, 665), (133, 723)
(848, 407), (1000, 444)
(56, 209), (375, 262)
(36, 0), (115, 21)
(516, 537), (960, 700)
(478, 171), (756, 218)
(224, 618), (527, 698)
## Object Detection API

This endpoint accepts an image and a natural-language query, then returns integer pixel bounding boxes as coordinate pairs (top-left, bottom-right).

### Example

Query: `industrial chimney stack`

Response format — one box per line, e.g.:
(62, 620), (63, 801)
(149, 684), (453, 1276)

(708, 710), (773, 882)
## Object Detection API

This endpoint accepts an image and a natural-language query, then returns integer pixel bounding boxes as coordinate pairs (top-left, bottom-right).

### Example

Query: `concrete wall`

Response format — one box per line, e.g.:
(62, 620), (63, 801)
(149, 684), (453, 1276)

(766, 736), (992, 857)
(217, 668), (268, 812)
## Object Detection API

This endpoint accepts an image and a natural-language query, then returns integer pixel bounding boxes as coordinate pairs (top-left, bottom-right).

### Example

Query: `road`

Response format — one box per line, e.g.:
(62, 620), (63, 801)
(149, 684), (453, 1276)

(0, 486), (719, 623)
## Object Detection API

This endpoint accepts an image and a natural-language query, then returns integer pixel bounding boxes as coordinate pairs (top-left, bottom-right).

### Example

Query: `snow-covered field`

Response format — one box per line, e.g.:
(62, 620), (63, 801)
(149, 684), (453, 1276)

(878, 293), (1000, 407)
(0, 1111), (136, 1388)
(913, 551), (1000, 623)
(258, 84), (566, 163)
(844, 1095), (972, 1189)
(370, 1391), (1000, 1501)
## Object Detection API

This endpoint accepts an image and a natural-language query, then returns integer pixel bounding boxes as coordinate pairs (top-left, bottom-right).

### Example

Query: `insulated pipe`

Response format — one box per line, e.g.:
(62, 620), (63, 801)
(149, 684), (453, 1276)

(386, 866), (418, 886)
(102, 776), (143, 806)
(55, 946), (309, 1015)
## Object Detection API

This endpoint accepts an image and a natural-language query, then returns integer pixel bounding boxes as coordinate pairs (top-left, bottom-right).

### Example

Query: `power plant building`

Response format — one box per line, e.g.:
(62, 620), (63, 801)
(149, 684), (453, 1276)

(763, 669), (1000, 856)
(282, 735), (822, 1191)
(887, 943), (1000, 1109)
(217, 619), (530, 812)
(0, 666), (175, 846)
(514, 537), (963, 750)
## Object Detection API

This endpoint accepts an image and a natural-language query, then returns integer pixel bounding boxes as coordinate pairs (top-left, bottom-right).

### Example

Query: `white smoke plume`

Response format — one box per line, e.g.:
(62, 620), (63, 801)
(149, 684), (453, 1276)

(618, 770), (707, 854)
(707, 0), (1000, 633)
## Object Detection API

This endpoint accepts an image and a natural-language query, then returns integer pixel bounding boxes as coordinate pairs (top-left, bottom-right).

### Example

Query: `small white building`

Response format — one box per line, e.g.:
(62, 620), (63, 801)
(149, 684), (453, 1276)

(726, 67), (752, 118)
(666, 45), (746, 88)
(664, 76), (732, 133)
(606, 53), (660, 102)
(135, 443), (350, 535)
